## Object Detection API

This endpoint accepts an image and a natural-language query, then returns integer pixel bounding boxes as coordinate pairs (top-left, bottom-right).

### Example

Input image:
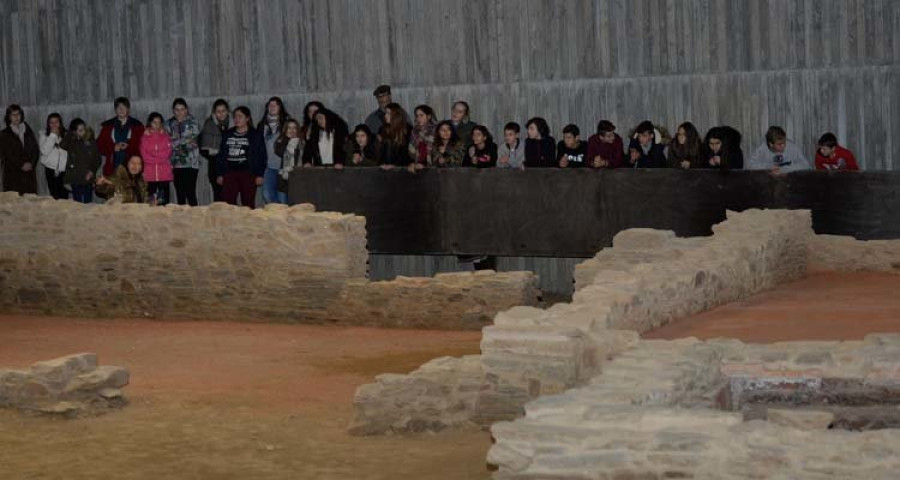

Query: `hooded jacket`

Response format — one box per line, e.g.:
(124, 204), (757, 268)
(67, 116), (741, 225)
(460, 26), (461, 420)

(61, 132), (102, 186)
(139, 129), (174, 182)
(626, 138), (666, 168)
(747, 140), (810, 172)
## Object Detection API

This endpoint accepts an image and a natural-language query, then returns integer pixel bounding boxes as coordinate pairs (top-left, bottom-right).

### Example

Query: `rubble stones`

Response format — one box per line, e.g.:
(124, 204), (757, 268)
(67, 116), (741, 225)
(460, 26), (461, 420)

(0, 353), (130, 417)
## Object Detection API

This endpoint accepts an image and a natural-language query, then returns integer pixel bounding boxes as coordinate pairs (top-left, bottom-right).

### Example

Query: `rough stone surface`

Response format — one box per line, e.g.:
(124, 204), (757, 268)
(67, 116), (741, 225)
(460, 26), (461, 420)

(766, 408), (835, 430)
(0, 194), (538, 328)
(477, 209), (812, 425)
(335, 271), (540, 330)
(350, 209), (814, 434)
(0, 353), (130, 416)
(489, 336), (900, 479)
(348, 355), (485, 435)
(808, 234), (900, 274)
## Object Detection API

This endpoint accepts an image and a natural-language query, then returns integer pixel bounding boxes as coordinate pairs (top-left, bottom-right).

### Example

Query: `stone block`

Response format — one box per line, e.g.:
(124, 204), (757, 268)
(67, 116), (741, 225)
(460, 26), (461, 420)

(766, 408), (835, 430)
(30, 353), (98, 387)
(612, 228), (677, 250)
(64, 366), (130, 394)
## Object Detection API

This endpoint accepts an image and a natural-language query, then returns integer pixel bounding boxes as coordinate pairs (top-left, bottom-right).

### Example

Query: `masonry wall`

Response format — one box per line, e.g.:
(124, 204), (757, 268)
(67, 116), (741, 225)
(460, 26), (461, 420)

(0, 193), (538, 327)
(488, 335), (900, 479)
(349, 209), (814, 433)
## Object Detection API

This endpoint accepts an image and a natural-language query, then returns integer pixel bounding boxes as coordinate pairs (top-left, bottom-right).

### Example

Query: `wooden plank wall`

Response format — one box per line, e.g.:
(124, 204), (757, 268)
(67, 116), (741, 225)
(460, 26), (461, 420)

(2, 0), (898, 177)
(2, 0), (897, 292)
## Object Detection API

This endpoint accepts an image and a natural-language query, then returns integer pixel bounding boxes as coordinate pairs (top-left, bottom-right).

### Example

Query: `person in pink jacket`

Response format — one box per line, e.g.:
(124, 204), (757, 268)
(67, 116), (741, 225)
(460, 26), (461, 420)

(140, 112), (173, 205)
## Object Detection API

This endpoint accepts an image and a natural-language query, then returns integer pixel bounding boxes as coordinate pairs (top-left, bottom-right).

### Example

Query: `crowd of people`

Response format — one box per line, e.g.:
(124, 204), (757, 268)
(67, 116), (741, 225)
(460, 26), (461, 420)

(0, 84), (860, 207)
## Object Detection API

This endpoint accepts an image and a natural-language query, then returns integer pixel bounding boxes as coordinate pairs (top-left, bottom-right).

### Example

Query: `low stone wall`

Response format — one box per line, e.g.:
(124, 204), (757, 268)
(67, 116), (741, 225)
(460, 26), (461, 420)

(475, 209), (811, 424)
(0, 193), (538, 328)
(336, 271), (540, 330)
(0, 353), (129, 417)
(0, 193), (367, 322)
(488, 335), (900, 479)
(350, 209), (813, 434)
(808, 234), (900, 274)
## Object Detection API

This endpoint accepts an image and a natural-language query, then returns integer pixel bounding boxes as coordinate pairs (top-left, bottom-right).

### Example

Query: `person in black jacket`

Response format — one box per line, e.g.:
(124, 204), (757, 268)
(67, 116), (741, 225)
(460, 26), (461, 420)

(344, 124), (381, 167)
(301, 108), (348, 168)
(524, 117), (556, 168)
(0, 104), (40, 194)
(557, 124), (587, 168)
(216, 106), (267, 208)
(463, 125), (498, 168)
(626, 120), (666, 168)
(702, 126), (744, 170)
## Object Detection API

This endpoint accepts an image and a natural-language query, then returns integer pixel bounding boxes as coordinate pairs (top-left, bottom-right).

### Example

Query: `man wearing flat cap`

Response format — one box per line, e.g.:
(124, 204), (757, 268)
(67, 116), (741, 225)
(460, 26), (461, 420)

(365, 85), (392, 135)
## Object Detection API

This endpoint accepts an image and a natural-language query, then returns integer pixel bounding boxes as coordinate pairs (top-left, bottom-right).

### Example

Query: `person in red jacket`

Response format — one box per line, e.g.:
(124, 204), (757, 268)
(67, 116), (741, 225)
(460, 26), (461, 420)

(97, 97), (144, 177)
(815, 132), (859, 171)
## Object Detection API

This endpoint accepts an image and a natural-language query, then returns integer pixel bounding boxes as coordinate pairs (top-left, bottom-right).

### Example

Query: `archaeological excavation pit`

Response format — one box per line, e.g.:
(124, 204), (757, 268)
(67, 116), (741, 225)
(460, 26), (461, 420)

(2, 192), (899, 479)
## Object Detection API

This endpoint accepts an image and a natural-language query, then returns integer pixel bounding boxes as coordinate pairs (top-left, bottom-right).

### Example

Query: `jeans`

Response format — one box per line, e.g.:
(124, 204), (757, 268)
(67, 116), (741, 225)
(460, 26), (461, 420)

(71, 184), (93, 204)
(262, 167), (287, 205)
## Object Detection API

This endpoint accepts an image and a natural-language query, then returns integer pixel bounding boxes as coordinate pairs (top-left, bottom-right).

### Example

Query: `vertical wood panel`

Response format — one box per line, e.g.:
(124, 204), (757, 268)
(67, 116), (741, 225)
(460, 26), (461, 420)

(1, 0), (897, 174)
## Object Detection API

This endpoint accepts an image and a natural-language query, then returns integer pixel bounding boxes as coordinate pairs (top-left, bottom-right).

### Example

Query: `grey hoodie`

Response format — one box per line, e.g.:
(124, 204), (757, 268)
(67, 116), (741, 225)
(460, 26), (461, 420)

(747, 140), (810, 172)
(497, 139), (525, 169)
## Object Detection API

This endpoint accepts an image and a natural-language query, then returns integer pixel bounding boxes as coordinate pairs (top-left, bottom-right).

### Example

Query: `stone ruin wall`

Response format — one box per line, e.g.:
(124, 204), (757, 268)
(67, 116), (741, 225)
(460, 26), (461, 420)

(489, 335), (900, 479)
(808, 234), (900, 274)
(0, 193), (539, 329)
(351, 208), (900, 476)
(350, 209), (817, 434)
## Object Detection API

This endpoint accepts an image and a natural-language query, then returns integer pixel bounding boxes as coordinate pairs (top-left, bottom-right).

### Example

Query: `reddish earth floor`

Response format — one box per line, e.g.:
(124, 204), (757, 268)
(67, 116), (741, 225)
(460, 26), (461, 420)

(0, 317), (488, 480)
(2, 272), (896, 479)
(645, 272), (900, 342)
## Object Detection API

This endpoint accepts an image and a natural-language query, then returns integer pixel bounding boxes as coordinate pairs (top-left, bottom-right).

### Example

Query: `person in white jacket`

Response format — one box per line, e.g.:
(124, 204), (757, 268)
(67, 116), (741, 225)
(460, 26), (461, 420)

(39, 113), (69, 199)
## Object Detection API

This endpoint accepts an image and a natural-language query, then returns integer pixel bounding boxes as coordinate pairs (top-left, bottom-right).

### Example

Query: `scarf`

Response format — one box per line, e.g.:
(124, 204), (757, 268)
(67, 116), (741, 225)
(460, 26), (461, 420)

(11, 123), (26, 146)
(266, 115), (280, 139)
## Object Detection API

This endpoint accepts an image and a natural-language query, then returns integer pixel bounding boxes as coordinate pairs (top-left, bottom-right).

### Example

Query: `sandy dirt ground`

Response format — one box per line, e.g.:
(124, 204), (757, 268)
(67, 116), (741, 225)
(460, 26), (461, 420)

(645, 272), (900, 342)
(0, 318), (489, 480)
(2, 272), (897, 479)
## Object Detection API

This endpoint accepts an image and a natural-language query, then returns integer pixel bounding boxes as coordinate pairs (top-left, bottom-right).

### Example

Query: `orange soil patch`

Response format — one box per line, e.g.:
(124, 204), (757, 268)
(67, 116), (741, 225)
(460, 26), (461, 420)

(0, 316), (489, 480)
(644, 272), (900, 343)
